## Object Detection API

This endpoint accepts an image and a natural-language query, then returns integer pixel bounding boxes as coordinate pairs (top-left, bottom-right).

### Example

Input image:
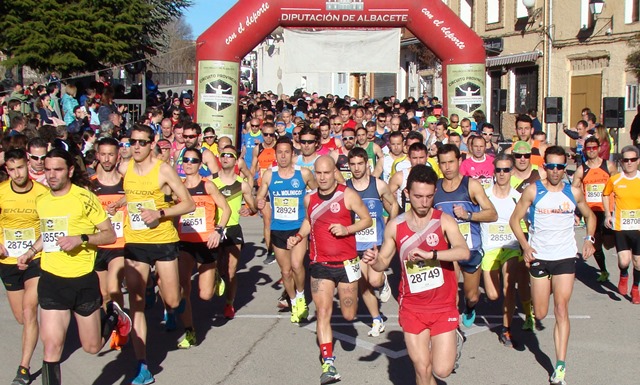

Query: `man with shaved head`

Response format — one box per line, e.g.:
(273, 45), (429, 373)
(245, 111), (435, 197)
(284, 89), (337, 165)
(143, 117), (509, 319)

(287, 155), (372, 384)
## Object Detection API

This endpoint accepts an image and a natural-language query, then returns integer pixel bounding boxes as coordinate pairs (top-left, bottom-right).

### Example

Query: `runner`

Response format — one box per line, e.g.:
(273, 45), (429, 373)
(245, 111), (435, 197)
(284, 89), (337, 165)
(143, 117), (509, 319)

(256, 137), (316, 323)
(505, 115), (547, 167)
(434, 144), (498, 328)
(382, 131), (405, 183)
(27, 138), (49, 186)
(603, 145), (640, 302)
(362, 164), (470, 385)
(90, 137), (128, 350)
(213, 145), (257, 319)
(510, 141), (546, 193)
(330, 127), (357, 181)
(355, 126), (383, 178)
(251, 123), (277, 265)
(17, 148), (130, 385)
(295, 126), (321, 174)
(119, 124), (196, 385)
(480, 154), (528, 347)
(0, 149), (48, 385)
(389, 142), (429, 212)
(510, 145), (596, 385)
(345, 147), (398, 337)
(318, 118), (341, 155)
(176, 147), (231, 349)
(460, 135), (494, 190)
(572, 136), (618, 283)
(287, 156), (372, 384)
(174, 122), (220, 178)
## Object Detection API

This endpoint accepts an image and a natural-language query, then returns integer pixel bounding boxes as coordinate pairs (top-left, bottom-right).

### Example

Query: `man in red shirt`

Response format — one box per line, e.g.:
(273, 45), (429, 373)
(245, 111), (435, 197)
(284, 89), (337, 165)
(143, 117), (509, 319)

(287, 156), (372, 385)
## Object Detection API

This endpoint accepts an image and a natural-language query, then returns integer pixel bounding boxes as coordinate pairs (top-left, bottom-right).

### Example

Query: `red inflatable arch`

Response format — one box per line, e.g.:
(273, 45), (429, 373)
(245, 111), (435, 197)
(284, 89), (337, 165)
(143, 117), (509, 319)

(195, 0), (486, 141)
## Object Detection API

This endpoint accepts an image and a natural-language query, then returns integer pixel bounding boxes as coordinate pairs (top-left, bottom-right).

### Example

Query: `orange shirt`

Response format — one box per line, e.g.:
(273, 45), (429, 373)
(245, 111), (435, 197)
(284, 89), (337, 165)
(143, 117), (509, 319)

(603, 171), (640, 231)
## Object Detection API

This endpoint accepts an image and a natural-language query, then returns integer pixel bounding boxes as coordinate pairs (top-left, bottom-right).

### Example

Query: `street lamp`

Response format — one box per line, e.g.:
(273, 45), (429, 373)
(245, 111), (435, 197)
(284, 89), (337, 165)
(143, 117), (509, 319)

(522, 0), (536, 9)
(589, 0), (605, 16)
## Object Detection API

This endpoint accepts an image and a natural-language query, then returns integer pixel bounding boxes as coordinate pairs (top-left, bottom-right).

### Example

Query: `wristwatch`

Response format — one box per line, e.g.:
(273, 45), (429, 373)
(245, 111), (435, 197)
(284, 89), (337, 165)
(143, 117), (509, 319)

(215, 226), (225, 235)
(431, 250), (438, 260)
(467, 211), (473, 221)
(584, 235), (595, 243)
(80, 234), (89, 244)
(159, 209), (166, 218)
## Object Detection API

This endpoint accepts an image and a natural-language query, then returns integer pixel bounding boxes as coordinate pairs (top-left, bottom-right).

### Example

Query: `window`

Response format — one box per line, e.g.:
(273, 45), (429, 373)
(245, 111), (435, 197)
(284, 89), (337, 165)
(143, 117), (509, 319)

(626, 84), (638, 110)
(580, 0), (592, 29)
(460, 0), (474, 28)
(625, 0), (640, 23)
(516, 0), (528, 19)
(487, 0), (501, 24)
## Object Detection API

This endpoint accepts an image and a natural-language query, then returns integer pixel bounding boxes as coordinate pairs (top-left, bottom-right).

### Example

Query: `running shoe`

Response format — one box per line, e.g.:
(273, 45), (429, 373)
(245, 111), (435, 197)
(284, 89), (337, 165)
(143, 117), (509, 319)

(109, 329), (127, 351)
(263, 252), (276, 265)
(618, 275), (629, 295)
(320, 362), (341, 384)
(295, 297), (309, 321)
(498, 328), (514, 348)
(461, 308), (476, 328)
(367, 319), (386, 337)
(277, 291), (290, 309)
(290, 300), (299, 323)
(164, 310), (177, 332)
(11, 366), (30, 385)
(111, 301), (132, 337)
(522, 315), (535, 332)
(131, 362), (155, 385)
(215, 273), (226, 297)
(549, 366), (566, 385)
(378, 273), (392, 303)
(596, 271), (609, 283)
(632, 286), (640, 304)
(224, 304), (236, 319)
(453, 327), (466, 371)
(177, 329), (197, 349)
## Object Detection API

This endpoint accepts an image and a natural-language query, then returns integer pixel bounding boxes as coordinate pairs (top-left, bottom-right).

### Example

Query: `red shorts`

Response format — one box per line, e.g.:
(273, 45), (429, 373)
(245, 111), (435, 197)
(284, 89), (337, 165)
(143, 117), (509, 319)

(399, 305), (459, 336)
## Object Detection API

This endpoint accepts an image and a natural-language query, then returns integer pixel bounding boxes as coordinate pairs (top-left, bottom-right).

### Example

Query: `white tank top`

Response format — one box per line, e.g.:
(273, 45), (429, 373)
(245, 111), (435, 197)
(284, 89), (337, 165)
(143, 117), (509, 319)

(481, 187), (521, 251)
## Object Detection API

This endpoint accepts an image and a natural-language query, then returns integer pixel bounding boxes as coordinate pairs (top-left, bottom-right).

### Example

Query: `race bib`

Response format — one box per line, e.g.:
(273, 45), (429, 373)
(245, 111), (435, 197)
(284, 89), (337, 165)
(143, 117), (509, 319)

(479, 177), (493, 190)
(340, 171), (352, 181)
(367, 158), (375, 172)
(273, 197), (298, 221)
(487, 224), (515, 248)
(355, 218), (377, 243)
(585, 184), (604, 204)
(41, 217), (69, 253)
(180, 207), (207, 233)
(404, 259), (444, 293)
(343, 257), (361, 283)
(3, 228), (36, 257)
(127, 200), (157, 230)
(110, 211), (124, 238)
(458, 222), (473, 248)
(621, 210), (640, 230)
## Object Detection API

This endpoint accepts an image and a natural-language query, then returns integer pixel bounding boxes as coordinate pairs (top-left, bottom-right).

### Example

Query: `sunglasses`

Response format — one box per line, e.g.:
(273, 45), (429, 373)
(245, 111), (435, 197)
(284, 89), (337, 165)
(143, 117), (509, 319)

(130, 139), (151, 147)
(495, 167), (512, 173)
(343, 136), (355, 141)
(28, 153), (46, 161)
(183, 134), (198, 139)
(220, 152), (237, 159)
(118, 143), (131, 148)
(378, 120), (387, 123)
(183, 157), (201, 164)
(332, 123), (343, 126)
(622, 157), (639, 163)
(482, 132), (492, 136)
(584, 145), (599, 150)
(300, 139), (316, 145)
(251, 124), (260, 128)
(203, 136), (216, 140)
(544, 163), (567, 170)
(263, 132), (276, 137)
(173, 113), (180, 116)
(293, 132), (301, 136)
(450, 120), (459, 124)
(514, 153), (531, 159)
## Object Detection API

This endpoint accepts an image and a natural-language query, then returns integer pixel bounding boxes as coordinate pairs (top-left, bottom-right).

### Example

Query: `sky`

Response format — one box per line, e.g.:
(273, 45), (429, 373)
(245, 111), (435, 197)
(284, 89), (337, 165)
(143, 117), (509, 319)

(184, 0), (239, 39)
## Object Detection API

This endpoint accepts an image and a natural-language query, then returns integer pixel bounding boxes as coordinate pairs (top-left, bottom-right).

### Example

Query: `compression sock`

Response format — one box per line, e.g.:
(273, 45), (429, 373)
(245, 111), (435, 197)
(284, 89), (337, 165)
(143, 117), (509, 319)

(522, 300), (534, 318)
(593, 249), (607, 273)
(556, 360), (566, 370)
(633, 269), (640, 286)
(42, 361), (61, 385)
(320, 343), (333, 363)
(101, 303), (118, 341)
(620, 267), (629, 277)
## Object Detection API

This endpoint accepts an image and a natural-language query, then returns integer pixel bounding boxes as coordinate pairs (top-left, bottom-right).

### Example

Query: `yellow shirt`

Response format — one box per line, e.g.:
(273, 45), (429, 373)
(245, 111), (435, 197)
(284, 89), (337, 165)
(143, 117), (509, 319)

(202, 142), (219, 156)
(123, 159), (179, 244)
(0, 180), (48, 264)
(603, 171), (640, 231)
(37, 184), (108, 278)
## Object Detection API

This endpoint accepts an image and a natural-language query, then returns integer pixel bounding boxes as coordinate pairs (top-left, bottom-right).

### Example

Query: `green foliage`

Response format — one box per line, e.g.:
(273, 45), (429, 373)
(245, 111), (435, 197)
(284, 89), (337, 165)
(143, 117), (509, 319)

(627, 35), (640, 81)
(0, 0), (192, 74)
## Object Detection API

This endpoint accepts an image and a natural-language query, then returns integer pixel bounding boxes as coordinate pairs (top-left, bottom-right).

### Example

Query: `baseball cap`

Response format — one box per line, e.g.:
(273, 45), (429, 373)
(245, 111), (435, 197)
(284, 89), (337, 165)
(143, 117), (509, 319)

(512, 141), (532, 154)
(157, 140), (171, 149)
(426, 116), (438, 124)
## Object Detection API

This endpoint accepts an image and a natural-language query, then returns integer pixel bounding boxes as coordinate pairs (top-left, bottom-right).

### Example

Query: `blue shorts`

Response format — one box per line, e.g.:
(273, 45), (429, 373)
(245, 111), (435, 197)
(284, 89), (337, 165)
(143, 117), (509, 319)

(459, 249), (483, 273)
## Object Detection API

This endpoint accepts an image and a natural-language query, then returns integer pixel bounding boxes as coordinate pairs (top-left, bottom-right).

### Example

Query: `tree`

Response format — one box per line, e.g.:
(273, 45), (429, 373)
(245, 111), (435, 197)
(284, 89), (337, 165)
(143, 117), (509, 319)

(148, 16), (196, 74)
(0, 0), (191, 75)
(627, 35), (640, 81)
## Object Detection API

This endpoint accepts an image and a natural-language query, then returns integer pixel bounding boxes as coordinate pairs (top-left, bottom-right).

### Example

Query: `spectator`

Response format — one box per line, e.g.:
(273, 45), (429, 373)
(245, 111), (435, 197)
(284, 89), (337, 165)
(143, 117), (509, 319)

(61, 84), (79, 125)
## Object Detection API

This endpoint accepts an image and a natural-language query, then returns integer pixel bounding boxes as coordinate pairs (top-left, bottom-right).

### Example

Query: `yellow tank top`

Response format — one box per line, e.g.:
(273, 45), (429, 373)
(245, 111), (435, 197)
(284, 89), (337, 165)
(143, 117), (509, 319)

(124, 159), (179, 244)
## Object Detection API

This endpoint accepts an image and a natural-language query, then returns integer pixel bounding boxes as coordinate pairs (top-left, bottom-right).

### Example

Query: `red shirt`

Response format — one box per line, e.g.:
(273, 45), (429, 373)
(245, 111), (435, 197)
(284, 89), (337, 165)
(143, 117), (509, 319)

(308, 184), (356, 264)
(317, 138), (338, 156)
(395, 210), (457, 312)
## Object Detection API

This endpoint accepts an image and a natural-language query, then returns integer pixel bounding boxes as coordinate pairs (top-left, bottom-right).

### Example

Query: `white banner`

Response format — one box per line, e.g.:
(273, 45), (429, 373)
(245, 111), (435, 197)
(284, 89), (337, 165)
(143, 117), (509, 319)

(283, 29), (400, 73)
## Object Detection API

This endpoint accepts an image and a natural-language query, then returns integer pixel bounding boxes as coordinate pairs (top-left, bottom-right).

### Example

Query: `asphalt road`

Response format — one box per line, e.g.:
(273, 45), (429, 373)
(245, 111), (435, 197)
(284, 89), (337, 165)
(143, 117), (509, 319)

(0, 215), (638, 385)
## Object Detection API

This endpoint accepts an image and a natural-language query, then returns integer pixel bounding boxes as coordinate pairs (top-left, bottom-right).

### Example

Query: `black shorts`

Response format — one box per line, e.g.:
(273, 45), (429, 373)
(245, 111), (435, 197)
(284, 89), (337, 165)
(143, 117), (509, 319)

(179, 241), (216, 265)
(615, 231), (640, 255)
(221, 225), (244, 247)
(529, 257), (576, 279)
(95, 248), (124, 272)
(124, 242), (179, 265)
(309, 262), (352, 285)
(38, 270), (102, 316)
(0, 258), (41, 291)
(271, 229), (299, 249)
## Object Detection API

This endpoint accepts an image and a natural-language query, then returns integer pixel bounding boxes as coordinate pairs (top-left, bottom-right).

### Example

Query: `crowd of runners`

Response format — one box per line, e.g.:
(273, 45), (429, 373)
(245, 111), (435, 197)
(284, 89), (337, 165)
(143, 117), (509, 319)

(0, 84), (638, 385)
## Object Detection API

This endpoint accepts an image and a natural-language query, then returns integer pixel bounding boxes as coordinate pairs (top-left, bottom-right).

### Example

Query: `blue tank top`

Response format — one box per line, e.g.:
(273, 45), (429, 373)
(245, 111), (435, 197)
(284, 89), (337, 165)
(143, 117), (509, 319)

(242, 131), (263, 168)
(296, 154), (319, 174)
(175, 147), (212, 178)
(269, 166), (306, 231)
(434, 176), (481, 251)
(347, 176), (384, 251)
